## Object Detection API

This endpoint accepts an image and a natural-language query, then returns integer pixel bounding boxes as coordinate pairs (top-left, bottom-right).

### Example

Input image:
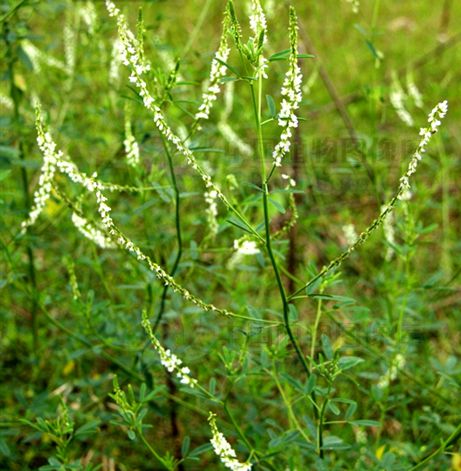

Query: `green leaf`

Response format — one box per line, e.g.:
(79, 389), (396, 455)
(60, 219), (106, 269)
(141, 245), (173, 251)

(0, 145), (19, 160)
(268, 197), (286, 214)
(345, 401), (357, 420)
(226, 217), (252, 234)
(328, 401), (341, 416)
(188, 442), (212, 458)
(321, 334), (334, 360)
(214, 58), (241, 78)
(281, 373), (304, 393)
(307, 294), (356, 305)
(305, 374), (316, 395)
(181, 435), (190, 456)
(338, 356), (364, 371)
(269, 48), (291, 61)
(266, 94), (276, 118)
(350, 419), (381, 427)
(288, 303), (298, 321)
(74, 420), (100, 440)
(209, 377), (216, 395)
(322, 435), (349, 450)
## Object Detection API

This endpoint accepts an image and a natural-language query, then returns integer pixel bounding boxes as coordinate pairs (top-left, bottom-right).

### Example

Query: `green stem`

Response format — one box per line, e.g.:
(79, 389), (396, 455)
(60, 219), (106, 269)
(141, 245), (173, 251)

(270, 363), (313, 446)
(249, 82), (310, 377)
(153, 138), (183, 332)
(4, 17), (39, 355)
(138, 428), (174, 470)
(410, 422), (461, 470)
(288, 194), (401, 301)
(224, 399), (278, 471)
(310, 296), (323, 362)
(317, 387), (331, 459)
(249, 79), (320, 442)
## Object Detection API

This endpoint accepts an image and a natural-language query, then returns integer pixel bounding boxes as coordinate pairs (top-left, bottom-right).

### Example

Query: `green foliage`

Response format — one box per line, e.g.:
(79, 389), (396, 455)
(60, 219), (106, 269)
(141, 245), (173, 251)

(1, 0), (460, 470)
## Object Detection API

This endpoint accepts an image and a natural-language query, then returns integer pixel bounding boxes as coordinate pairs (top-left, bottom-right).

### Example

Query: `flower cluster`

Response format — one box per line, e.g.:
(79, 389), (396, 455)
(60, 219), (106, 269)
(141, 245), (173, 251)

(223, 122), (253, 157)
(382, 205), (395, 261)
(22, 41), (66, 74)
(124, 114), (140, 167)
(281, 173), (296, 188)
(272, 8), (302, 167)
(406, 74), (423, 109)
(109, 38), (124, 86)
(106, 1), (234, 217)
(248, 0), (267, 41)
(204, 189), (219, 237)
(30, 108), (232, 317)
(345, 0), (360, 14)
(342, 223), (358, 246)
(106, 2), (152, 104)
(248, 0), (268, 79)
(208, 413), (252, 471)
(142, 312), (197, 387)
(390, 75), (413, 127)
(377, 353), (406, 389)
(71, 212), (116, 249)
(195, 44), (230, 121)
(218, 122), (252, 157)
(398, 100), (448, 199)
(64, 18), (77, 77)
(233, 239), (260, 256)
(0, 94), (13, 109)
(78, 1), (97, 35)
(21, 116), (60, 234)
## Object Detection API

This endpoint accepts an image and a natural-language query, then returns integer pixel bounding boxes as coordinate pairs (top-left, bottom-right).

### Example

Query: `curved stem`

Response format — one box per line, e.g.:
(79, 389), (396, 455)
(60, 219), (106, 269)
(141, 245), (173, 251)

(4, 18), (39, 356)
(224, 398), (278, 471)
(410, 422), (461, 470)
(138, 428), (174, 470)
(153, 138), (183, 332)
(249, 80), (319, 429)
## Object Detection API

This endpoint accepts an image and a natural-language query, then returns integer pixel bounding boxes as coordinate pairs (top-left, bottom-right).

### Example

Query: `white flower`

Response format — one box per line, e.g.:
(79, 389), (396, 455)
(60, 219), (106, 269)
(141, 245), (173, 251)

(342, 223), (358, 246)
(71, 212), (116, 249)
(106, 1), (230, 217)
(234, 239), (260, 255)
(142, 313), (197, 388)
(194, 45), (230, 121)
(123, 115), (140, 167)
(0, 94), (13, 110)
(257, 55), (268, 79)
(281, 173), (296, 188)
(406, 74), (423, 109)
(345, 0), (360, 14)
(390, 74), (413, 127)
(78, 1), (97, 35)
(381, 205), (396, 260)
(217, 122), (252, 157)
(21, 41), (67, 74)
(272, 9), (302, 167)
(205, 189), (219, 236)
(248, 0), (267, 41)
(208, 413), (252, 471)
(21, 122), (60, 234)
(109, 38), (124, 85)
(398, 100), (448, 199)
(27, 106), (233, 318)
(64, 20), (77, 77)
(377, 353), (406, 389)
